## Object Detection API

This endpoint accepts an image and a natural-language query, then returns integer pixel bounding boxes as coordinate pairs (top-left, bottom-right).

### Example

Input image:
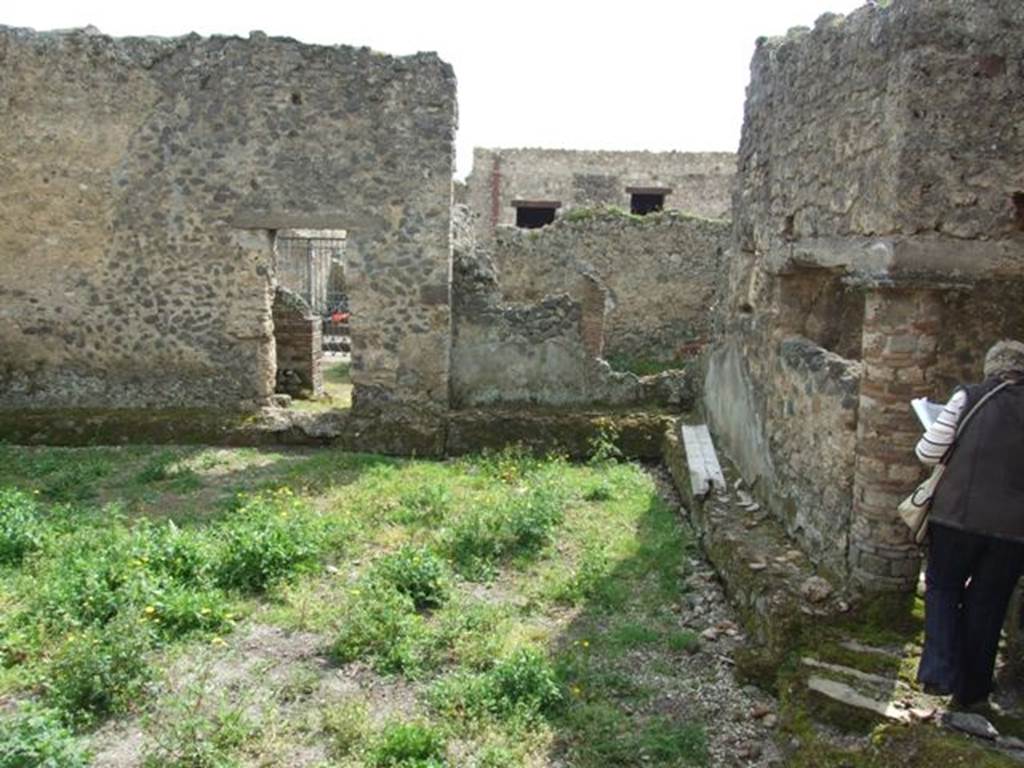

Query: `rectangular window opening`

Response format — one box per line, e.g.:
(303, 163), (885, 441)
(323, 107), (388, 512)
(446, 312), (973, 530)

(513, 200), (560, 229)
(628, 187), (670, 216)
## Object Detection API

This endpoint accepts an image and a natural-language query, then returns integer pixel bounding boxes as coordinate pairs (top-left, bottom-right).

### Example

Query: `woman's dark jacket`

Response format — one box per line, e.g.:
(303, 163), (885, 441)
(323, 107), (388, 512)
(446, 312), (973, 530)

(929, 377), (1024, 541)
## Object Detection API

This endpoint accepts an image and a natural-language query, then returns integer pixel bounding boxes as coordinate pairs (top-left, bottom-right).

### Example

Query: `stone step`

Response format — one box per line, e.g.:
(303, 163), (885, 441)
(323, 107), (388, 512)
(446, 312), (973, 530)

(805, 675), (914, 724)
(800, 655), (935, 728)
(802, 655), (903, 688)
(798, 653), (1024, 762)
(837, 639), (909, 659)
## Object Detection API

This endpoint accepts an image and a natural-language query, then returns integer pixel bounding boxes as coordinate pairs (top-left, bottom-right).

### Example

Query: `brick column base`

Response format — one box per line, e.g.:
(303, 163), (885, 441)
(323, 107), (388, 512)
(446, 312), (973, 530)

(850, 288), (941, 591)
(272, 291), (324, 399)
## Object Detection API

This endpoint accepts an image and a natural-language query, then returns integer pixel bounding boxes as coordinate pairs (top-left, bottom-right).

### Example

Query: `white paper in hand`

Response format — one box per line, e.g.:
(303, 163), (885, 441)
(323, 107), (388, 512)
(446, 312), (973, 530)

(911, 398), (944, 430)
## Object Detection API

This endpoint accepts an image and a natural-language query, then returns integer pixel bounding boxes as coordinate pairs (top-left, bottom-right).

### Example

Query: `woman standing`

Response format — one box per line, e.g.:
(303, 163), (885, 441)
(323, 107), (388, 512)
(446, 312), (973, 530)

(916, 340), (1024, 709)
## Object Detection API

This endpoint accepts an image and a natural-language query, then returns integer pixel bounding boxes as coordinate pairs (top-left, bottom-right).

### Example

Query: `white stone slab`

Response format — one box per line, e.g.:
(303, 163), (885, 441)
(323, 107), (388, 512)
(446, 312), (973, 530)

(680, 424), (727, 498)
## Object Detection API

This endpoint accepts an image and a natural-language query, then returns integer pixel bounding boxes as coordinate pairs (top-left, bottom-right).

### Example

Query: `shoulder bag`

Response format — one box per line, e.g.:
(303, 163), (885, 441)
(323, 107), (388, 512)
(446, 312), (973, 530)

(898, 380), (1013, 544)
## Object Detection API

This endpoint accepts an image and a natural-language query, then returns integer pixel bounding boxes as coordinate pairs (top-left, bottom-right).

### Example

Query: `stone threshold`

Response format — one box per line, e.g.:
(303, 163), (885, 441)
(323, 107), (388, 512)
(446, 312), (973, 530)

(0, 405), (674, 460)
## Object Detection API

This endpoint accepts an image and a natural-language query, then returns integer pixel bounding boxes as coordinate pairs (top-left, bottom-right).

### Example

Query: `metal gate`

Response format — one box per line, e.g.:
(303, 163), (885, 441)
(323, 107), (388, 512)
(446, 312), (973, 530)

(274, 230), (347, 316)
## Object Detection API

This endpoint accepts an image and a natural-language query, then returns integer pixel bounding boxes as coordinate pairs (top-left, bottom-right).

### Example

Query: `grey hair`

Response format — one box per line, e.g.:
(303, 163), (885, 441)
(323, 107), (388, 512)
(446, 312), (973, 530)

(983, 339), (1024, 379)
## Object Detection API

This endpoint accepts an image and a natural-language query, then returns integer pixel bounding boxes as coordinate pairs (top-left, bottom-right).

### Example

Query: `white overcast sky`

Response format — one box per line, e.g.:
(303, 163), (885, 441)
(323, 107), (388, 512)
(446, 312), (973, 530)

(6, 1), (865, 178)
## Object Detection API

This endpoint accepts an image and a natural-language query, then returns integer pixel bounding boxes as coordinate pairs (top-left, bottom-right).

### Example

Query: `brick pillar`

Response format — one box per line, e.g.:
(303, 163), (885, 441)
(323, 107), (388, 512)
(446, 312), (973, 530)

(489, 154), (502, 235)
(579, 274), (606, 359)
(272, 289), (324, 399)
(850, 287), (941, 591)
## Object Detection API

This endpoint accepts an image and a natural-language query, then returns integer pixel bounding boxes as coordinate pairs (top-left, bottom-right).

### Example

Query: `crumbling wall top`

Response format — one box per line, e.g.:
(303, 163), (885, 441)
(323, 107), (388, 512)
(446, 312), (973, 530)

(735, 0), (1024, 277)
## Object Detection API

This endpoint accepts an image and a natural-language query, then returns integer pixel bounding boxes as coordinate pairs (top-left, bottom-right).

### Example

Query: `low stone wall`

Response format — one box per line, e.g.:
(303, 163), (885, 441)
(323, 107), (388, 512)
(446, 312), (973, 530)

(663, 427), (850, 673)
(0, 405), (674, 462)
(705, 332), (861, 580)
(452, 289), (593, 407)
(272, 288), (323, 399)
(492, 210), (729, 361)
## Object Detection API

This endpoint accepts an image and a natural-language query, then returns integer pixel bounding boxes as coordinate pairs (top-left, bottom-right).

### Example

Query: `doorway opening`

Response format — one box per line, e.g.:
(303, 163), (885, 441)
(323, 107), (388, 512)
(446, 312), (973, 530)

(272, 229), (352, 409)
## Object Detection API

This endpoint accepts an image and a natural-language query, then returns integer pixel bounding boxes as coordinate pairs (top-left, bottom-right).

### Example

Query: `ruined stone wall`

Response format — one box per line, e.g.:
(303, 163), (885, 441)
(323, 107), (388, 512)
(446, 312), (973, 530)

(466, 148), (734, 244)
(708, 0), (1024, 590)
(492, 211), (729, 361)
(932, 281), (1024, 395)
(450, 207), (691, 409)
(0, 26), (455, 410)
(734, 1), (1024, 254)
(705, 286), (862, 579)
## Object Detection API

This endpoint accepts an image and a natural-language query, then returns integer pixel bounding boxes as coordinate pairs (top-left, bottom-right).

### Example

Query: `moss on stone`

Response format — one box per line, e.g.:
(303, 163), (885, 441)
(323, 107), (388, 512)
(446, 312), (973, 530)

(811, 641), (903, 678)
(445, 409), (672, 460)
(0, 408), (257, 446)
(558, 205), (728, 227)
(781, 721), (1020, 767)
(0, 406), (673, 462)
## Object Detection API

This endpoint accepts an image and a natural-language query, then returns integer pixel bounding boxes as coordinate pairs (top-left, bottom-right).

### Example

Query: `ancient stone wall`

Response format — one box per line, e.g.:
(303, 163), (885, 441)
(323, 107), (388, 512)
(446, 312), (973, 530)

(0, 26), (455, 411)
(492, 210), (729, 361)
(734, 1), (1024, 254)
(450, 207), (691, 409)
(466, 148), (734, 244)
(709, 0), (1024, 591)
(705, 315), (861, 579)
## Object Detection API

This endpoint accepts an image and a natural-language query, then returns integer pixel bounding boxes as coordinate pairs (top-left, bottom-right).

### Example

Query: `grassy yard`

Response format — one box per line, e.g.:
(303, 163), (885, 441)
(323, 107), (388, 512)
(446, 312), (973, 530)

(0, 442), (712, 767)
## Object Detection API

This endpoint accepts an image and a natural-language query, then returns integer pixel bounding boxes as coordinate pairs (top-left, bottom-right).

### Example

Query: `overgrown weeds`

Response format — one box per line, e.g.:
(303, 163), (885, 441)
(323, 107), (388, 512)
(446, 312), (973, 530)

(371, 545), (450, 611)
(0, 444), (709, 767)
(369, 721), (447, 767)
(331, 581), (431, 674)
(45, 617), (154, 725)
(429, 646), (562, 724)
(0, 485), (332, 730)
(214, 488), (327, 593)
(444, 485), (565, 579)
(0, 704), (91, 768)
(141, 674), (258, 768)
(0, 488), (43, 566)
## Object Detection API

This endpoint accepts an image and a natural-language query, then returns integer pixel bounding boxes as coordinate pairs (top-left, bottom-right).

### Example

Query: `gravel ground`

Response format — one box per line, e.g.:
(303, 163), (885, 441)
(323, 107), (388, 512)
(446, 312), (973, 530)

(646, 465), (784, 767)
